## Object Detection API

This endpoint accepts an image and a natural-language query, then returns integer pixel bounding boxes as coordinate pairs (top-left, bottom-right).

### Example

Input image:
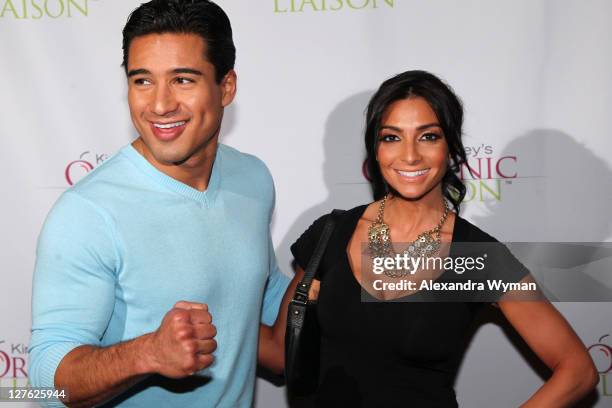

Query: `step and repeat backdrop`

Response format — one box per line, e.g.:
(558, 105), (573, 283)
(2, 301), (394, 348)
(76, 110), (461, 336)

(1, 0), (611, 407)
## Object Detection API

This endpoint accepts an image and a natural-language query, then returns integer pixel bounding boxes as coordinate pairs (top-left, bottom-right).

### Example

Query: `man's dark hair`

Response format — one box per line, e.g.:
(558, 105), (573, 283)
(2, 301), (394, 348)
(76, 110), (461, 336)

(364, 70), (468, 213)
(122, 0), (236, 83)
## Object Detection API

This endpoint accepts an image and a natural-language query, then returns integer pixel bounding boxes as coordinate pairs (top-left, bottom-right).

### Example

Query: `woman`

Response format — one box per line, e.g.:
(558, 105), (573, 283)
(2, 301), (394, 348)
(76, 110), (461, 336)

(259, 70), (598, 407)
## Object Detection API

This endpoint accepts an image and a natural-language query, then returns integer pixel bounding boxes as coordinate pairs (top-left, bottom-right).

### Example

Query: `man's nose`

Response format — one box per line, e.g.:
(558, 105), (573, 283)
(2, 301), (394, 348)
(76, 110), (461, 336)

(151, 84), (179, 116)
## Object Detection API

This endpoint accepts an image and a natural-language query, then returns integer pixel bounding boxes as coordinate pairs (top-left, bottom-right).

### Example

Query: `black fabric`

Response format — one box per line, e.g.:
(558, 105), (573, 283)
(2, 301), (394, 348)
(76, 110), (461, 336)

(286, 211), (340, 398)
(289, 205), (530, 408)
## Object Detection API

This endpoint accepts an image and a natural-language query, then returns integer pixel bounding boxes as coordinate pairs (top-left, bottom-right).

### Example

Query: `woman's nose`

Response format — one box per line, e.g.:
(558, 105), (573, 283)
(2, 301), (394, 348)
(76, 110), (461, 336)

(401, 140), (422, 164)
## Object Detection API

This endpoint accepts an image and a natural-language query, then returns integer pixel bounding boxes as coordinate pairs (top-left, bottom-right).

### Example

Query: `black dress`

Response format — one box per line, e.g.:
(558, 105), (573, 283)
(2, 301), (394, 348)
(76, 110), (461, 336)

(290, 205), (529, 408)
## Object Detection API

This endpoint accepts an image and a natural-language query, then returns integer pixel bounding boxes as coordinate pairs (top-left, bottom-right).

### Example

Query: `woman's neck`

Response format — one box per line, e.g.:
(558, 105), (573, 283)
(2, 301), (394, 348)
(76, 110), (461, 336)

(383, 190), (448, 237)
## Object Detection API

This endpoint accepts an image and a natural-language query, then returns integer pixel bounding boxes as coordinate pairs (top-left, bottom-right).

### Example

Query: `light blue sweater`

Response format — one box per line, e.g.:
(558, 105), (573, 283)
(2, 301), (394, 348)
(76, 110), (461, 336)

(29, 144), (290, 407)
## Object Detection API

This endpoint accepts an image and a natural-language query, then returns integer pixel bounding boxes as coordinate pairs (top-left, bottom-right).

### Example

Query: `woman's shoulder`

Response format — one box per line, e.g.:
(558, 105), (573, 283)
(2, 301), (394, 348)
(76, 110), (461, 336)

(307, 203), (370, 227)
(453, 215), (531, 286)
(290, 204), (369, 270)
(337, 203), (371, 220)
(297, 203), (371, 241)
(453, 215), (501, 243)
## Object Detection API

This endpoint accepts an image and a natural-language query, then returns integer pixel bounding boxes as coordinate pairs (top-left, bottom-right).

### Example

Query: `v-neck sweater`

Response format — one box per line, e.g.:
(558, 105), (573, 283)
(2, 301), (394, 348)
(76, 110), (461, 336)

(30, 143), (290, 407)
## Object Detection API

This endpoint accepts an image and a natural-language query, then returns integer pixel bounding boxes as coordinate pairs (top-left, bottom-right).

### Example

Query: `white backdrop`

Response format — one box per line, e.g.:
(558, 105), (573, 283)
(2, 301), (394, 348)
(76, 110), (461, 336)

(1, 0), (611, 407)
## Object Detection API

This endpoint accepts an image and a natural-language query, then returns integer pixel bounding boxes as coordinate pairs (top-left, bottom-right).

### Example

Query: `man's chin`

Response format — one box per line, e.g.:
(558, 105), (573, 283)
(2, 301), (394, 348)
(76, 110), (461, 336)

(143, 136), (219, 168)
(146, 149), (189, 167)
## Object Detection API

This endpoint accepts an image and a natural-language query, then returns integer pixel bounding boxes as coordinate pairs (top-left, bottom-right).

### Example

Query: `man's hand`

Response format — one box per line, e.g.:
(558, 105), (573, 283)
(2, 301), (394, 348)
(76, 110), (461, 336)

(145, 301), (217, 378)
(51, 301), (217, 407)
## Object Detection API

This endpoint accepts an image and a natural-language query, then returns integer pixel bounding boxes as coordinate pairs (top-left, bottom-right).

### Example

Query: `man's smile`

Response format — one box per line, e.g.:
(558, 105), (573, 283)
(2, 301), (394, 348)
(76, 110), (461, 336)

(149, 119), (189, 141)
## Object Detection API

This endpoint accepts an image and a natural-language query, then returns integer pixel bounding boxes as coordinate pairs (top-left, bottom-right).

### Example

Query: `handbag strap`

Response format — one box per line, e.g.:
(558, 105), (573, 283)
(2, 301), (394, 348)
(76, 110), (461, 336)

(292, 209), (343, 305)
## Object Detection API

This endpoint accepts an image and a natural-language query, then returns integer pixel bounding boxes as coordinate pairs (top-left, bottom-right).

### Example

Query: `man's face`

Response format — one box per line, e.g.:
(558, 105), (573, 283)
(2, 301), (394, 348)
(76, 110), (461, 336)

(127, 33), (235, 168)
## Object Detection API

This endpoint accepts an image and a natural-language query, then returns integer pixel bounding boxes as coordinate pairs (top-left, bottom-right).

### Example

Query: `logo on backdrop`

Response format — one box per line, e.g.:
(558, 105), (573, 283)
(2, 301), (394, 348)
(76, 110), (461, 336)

(274, 0), (394, 13)
(588, 334), (612, 397)
(65, 150), (108, 186)
(0, 0), (95, 19)
(459, 144), (518, 202)
(0, 340), (28, 386)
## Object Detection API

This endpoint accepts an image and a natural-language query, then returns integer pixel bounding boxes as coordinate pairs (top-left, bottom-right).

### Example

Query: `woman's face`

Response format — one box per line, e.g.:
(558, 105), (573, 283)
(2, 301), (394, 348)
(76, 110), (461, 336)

(376, 96), (449, 201)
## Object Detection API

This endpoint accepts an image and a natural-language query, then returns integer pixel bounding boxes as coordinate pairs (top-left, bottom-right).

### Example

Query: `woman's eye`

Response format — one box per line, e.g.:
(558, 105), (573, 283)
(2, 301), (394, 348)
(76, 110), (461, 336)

(379, 134), (400, 142)
(420, 133), (441, 141)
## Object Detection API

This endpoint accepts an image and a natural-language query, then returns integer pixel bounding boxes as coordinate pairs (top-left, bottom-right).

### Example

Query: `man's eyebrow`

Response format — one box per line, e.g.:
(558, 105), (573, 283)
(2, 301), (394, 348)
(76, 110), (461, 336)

(173, 68), (203, 76)
(127, 68), (204, 77)
(127, 68), (150, 77)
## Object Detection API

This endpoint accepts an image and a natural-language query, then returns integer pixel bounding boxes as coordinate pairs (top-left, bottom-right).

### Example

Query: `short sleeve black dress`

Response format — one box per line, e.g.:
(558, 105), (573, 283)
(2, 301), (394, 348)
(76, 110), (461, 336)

(290, 205), (529, 408)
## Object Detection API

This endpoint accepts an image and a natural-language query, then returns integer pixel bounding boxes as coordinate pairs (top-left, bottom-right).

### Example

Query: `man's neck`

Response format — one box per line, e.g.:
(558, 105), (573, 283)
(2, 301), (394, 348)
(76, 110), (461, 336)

(132, 138), (218, 192)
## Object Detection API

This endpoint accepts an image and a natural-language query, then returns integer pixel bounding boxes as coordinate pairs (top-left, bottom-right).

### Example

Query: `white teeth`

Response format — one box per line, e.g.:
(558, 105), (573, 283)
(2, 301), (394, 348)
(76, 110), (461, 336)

(154, 121), (186, 129)
(397, 169), (429, 177)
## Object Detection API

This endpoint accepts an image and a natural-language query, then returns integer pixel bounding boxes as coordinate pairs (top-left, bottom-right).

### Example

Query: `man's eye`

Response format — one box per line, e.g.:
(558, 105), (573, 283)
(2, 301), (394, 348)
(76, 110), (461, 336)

(379, 134), (400, 142)
(133, 78), (151, 86)
(175, 77), (194, 85)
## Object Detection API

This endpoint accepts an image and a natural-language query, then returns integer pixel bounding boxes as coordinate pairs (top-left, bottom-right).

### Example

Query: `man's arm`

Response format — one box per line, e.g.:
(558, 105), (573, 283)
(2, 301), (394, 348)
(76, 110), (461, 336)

(29, 193), (215, 407)
(54, 303), (216, 408)
(258, 266), (304, 374)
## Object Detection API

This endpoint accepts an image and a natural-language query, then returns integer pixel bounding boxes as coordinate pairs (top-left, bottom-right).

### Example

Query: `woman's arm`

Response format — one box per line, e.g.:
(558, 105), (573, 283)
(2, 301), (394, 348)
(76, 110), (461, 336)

(499, 288), (599, 407)
(258, 266), (305, 374)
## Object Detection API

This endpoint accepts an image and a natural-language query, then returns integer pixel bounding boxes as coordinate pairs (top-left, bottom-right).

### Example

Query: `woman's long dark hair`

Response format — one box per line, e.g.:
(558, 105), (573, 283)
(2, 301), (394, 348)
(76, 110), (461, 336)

(364, 70), (468, 213)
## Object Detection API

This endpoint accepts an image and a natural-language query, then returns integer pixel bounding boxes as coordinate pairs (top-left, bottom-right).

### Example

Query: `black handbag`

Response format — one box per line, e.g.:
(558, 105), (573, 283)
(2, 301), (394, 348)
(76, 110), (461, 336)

(285, 210), (341, 398)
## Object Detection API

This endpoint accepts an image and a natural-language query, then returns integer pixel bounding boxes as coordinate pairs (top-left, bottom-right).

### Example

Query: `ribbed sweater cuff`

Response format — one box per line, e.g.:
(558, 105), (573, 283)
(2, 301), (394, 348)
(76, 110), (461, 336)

(32, 342), (81, 407)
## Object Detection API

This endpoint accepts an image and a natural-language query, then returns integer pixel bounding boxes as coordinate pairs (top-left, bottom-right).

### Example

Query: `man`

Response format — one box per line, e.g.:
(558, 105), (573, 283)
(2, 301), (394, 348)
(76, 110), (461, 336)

(29, 1), (290, 406)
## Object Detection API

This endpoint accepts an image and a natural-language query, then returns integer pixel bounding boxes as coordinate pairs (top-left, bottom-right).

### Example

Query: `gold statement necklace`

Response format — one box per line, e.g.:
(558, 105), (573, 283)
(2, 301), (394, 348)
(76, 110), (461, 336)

(368, 194), (450, 278)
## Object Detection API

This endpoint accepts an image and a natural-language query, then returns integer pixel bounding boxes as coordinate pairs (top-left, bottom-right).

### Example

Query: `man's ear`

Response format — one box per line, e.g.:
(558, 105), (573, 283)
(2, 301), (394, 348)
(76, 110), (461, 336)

(220, 69), (237, 107)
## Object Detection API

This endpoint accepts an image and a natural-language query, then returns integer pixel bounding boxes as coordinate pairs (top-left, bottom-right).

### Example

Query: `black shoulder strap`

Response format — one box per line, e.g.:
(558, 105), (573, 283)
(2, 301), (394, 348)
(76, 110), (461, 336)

(292, 209), (344, 304)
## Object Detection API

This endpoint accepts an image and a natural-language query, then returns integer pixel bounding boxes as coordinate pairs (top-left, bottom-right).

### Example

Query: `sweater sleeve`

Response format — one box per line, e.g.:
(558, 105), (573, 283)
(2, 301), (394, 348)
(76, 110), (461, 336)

(260, 232), (291, 326)
(29, 191), (119, 401)
(259, 168), (290, 326)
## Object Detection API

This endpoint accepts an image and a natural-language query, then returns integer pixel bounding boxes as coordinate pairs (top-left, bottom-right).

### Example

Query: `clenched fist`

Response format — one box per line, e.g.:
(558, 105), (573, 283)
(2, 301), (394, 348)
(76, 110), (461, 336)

(145, 301), (217, 378)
